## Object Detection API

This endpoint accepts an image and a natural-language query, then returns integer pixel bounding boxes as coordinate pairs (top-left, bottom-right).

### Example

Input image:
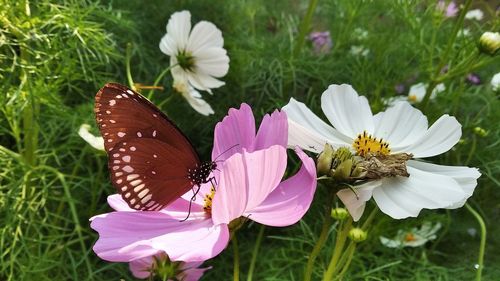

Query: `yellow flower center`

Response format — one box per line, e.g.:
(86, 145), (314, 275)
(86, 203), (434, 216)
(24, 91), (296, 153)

(404, 233), (416, 242)
(408, 94), (418, 102)
(202, 186), (216, 213)
(353, 131), (391, 157)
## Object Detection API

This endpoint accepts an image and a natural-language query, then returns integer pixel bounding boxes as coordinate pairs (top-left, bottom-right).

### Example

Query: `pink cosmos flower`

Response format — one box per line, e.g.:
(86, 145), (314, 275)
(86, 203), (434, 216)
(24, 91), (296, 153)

(308, 31), (333, 54)
(129, 251), (210, 280)
(90, 104), (317, 263)
(437, 1), (458, 18)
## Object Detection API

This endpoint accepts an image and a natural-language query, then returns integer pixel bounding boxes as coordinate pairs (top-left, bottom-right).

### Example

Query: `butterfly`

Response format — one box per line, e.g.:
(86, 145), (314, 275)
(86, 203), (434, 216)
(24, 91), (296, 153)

(94, 83), (216, 211)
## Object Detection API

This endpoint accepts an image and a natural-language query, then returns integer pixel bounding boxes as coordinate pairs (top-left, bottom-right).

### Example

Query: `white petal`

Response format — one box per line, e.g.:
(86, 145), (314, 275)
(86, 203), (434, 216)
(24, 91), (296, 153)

(372, 166), (467, 219)
(181, 87), (214, 116)
(321, 84), (374, 138)
(187, 71), (225, 92)
(403, 115), (461, 158)
(282, 98), (352, 152)
(337, 181), (380, 221)
(187, 21), (224, 53)
(78, 124), (105, 151)
(165, 11), (191, 52)
(407, 160), (480, 208)
(159, 34), (178, 56)
(194, 47), (229, 78)
(374, 102), (428, 150)
(407, 83), (427, 103)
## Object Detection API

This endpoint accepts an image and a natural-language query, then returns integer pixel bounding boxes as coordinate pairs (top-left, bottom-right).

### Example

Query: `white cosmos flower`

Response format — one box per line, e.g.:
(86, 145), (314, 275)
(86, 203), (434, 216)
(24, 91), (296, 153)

(78, 124), (104, 151)
(159, 10), (230, 93)
(407, 82), (445, 103)
(465, 9), (484, 21)
(380, 222), (442, 248)
(491, 72), (500, 92)
(173, 77), (214, 116)
(282, 84), (480, 221)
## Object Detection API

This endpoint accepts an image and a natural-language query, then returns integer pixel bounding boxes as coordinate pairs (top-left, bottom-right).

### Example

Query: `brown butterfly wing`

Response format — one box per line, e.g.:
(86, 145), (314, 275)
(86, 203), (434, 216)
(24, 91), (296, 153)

(94, 83), (200, 210)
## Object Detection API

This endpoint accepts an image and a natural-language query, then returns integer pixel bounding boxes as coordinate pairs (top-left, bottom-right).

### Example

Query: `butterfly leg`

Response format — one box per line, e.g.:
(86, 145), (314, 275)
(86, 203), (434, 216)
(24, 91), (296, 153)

(179, 184), (202, 222)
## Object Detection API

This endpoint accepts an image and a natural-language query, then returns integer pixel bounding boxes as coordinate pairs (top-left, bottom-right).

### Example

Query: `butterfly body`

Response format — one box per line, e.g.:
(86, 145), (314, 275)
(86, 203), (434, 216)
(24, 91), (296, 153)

(95, 83), (214, 211)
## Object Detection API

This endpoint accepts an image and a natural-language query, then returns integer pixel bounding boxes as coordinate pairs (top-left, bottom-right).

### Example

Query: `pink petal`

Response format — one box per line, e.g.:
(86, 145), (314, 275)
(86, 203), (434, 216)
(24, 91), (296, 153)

(211, 146), (287, 225)
(245, 147), (317, 226)
(129, 254), (159, 279)
(91, 211), (229, 262)
(178, 262), (212, 281)
(253, 109), (288, 151)
(211, 103), (256, 162)
(108, 194), (135, 212)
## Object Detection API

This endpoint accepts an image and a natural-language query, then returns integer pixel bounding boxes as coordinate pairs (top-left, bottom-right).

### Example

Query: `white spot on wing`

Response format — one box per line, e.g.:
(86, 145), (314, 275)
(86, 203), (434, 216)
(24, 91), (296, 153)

(120, 186), (126, 191)
(117, 179), (123, 184)
(152, 130), (157, 137)
(130, 180), (142, 187)
(109, 100), (116, 106)
(122, 165), (134, 173)
(127, 90), (134, 95)
(122, 155), (131, 162)
(137, 132), (142, 137)
(138, 189), (149, 198)
(141, 194), (152, 204)
(117, 132), (126, 137)
(130, 146), (136, 151)
(109, 120), (116, 124)
(134, 183), (145, 192)
(127, 174), (139, 181)
(115, 172), (123, 177)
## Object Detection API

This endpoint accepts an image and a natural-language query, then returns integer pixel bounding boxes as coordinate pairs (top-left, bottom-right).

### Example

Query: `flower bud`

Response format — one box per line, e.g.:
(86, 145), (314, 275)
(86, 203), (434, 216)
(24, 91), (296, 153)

(317, 143), (335, 176)
(332, 159), (353, 181)
(478, 32), (500, 55)
(331, 208), (349, 220)
(473, 127), (488, 137)
(348, 228), (367, 242)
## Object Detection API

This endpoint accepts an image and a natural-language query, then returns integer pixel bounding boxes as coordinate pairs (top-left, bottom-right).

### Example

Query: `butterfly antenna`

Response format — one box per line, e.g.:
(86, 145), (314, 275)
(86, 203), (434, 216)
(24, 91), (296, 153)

(213, 144), (240, 162)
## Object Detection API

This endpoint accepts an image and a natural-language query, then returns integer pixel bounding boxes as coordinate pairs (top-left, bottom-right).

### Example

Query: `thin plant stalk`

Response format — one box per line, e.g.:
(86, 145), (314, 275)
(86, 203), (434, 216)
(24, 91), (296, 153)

(303, 189), (336, 281)
(421, 0), (473, 110)
(292, 0), (319, 58)
(322, 218), (352, 281)
(147, 64), (178, 100)
(125, 42), (135, 89)
(247, 225), (265, 281)
(232, 235), (240, 281)
(465, 203), (486, 281)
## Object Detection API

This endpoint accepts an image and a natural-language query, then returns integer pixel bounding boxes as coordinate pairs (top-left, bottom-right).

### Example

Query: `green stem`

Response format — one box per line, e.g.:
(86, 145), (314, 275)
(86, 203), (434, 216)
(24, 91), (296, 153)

(421, 0), (473, 110)
(292, 0), (319, 58)
(465, 203), (486, 281)
(232, 235), (240, 281)
(335, 244), (356, 281)
(125, 42), (135, 89)
(322, 218), (352, 281)
(247, 225), (265, 281)
(147, 64), (178, 100)
(303, 189), (336, 281)
(465, 135), (477, 165)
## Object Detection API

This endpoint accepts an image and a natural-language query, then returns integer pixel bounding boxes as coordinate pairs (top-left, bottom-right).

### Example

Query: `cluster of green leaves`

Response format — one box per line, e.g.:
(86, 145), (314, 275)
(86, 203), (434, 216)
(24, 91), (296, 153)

(0, 0), (499, 280)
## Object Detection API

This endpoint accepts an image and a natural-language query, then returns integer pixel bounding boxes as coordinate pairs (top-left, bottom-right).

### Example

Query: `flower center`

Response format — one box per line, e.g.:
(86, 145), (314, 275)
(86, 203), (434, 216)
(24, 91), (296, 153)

(202, 186), (216, 213)
(408, 94), (418, 103)
(176, 51), (195, 71)
(404, 233), (416, 242)
(353, 131), (391, 157)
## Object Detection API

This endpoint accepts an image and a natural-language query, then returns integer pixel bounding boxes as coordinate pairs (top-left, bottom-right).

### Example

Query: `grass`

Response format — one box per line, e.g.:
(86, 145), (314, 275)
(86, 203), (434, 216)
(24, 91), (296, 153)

(1, 0), (499, 280)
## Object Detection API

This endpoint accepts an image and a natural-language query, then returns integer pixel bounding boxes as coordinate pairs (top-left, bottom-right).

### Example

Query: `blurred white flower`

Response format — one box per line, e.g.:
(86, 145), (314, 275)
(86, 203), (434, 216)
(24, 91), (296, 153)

(78, 124), (104, 150)
(173, 78), (214, 116)
(349, 45), (369, 57)
(408, 82), (445, 103)
(458, 28), (471, 37)
(353, 28), (368, 40)
(491, 72), (500, 92)
(465, 9), (484, 20)
(283, 84), (480, 221)
(380, 222), (442, 248)
(159, 11), (230, 93)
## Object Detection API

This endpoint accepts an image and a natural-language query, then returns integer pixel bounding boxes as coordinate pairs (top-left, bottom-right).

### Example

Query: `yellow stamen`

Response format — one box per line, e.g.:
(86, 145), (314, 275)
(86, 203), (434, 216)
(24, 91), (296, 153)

(353, 131), (391, 157)
(404, 233), (416, 242)
(408, 94), (418, 103)
(202, 186), (216, 213)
